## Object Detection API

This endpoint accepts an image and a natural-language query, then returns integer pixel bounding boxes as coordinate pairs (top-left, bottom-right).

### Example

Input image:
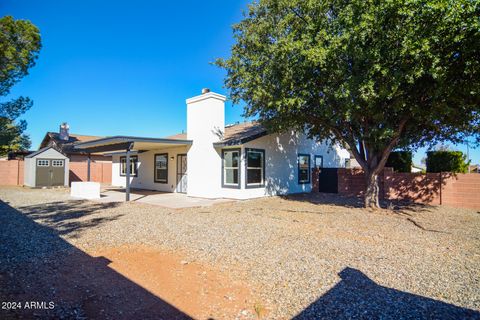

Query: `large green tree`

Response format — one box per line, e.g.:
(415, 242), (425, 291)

(0, 16), (41, 155)
(217, 0), (480, 208)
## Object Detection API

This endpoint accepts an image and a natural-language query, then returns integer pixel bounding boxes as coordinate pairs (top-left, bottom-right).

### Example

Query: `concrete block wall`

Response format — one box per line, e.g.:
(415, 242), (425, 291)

(313, 167), (480, 210)
(69, 162), (112, 184)
(0, 160), (24, 186)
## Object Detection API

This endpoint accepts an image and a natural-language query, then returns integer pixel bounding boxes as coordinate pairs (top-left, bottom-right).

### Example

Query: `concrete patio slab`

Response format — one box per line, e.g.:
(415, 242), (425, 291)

(89, 188), (234, 209)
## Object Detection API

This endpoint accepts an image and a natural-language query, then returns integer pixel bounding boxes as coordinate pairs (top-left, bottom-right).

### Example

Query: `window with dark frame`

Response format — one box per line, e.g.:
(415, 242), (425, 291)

(154, 153), (168, 183)
(222, 149), (240, 188)
(120, 156), (138, 177)
(246, 148), (265, 188)
(298, 154), (311, 184)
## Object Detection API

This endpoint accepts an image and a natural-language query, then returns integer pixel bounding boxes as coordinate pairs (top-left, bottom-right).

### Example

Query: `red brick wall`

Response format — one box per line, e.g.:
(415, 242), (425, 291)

(0, 159), (24, 186)
(313, 168), (480, 210)
(69, 162), (112, 184)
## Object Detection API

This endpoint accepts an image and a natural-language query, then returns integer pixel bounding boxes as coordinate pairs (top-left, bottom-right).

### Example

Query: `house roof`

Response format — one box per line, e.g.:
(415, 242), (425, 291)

(167, 121), (268, 147)
(39, 132), (106, 155)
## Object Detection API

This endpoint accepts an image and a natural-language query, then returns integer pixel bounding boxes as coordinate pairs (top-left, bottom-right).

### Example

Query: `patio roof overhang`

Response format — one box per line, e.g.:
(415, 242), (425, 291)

(73, 136), (192, 154)
(73, 136), (192, 202)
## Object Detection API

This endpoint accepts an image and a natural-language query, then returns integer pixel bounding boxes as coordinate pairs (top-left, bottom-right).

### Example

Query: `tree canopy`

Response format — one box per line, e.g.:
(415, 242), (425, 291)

(0, 16), (41, 155)
(217, 0), (480, 207)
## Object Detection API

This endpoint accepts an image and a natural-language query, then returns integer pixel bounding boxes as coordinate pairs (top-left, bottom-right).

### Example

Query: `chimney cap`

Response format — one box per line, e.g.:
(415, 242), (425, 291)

(202, 88), (210, 94)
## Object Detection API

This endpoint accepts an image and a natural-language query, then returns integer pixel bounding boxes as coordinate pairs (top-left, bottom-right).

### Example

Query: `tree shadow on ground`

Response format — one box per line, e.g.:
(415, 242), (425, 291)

(293, 267), (480, 320)
(0, 199), (192, 319)
(15, 200), (124, 238)
(282, 192), (437, 213)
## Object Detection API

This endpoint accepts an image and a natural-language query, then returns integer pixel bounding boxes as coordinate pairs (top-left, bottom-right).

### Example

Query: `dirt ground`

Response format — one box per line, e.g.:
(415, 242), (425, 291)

(0, 186), (479, 319)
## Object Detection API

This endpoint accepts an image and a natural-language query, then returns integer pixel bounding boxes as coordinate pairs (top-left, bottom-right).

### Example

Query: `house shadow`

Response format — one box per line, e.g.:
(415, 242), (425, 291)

(0, 199), (192, 320)
(293, 267), (480, 320)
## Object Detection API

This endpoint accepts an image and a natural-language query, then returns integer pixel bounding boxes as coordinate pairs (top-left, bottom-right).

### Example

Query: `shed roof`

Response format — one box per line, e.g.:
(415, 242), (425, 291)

(25, 146), (67, 158)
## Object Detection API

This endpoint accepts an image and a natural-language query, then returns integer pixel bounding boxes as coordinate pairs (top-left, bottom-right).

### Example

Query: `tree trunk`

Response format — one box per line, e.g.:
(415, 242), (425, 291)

(364, 170), (380, 209)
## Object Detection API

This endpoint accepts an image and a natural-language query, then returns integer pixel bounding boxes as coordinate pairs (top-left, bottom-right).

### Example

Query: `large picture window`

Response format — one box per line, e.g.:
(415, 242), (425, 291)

(222, 149), (240, 188)
(154, 153), (168, 183)
(246, 148), (265, 188)
(120, 156), (138, 177)
(298, 154), (311, 184)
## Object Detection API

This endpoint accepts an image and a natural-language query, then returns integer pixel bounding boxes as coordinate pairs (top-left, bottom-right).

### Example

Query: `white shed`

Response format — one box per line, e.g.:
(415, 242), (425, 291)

(24, 147), (69, 187)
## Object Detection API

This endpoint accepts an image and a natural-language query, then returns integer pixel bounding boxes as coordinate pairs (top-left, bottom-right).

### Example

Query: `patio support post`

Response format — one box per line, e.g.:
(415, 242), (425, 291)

(125, 143), (133, 201)
(87, 153), (91, 182)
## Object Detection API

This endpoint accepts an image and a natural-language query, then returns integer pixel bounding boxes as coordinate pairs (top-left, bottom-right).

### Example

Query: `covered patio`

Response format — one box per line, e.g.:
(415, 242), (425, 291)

(94, 187), (233, 209)
(74, 136), (192, 201)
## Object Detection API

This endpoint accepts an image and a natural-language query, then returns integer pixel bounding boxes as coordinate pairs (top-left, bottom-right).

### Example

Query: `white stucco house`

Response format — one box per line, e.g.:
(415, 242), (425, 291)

(75, 89), (351, 200)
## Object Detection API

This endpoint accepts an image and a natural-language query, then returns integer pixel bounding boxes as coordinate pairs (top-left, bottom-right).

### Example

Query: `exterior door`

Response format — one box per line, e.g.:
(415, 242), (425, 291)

(176, 154), (187, 193)
(35, 159), (65, 187)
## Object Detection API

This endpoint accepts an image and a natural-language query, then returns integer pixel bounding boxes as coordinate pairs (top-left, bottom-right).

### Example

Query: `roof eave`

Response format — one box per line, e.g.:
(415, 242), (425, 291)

(213, 131), (268, 147)
(73, 136), (193, 150)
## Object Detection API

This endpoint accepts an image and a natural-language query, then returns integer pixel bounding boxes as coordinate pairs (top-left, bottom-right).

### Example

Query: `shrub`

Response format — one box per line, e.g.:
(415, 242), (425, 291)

(426, 151), (469, 173)
(386, 151), (412, 172)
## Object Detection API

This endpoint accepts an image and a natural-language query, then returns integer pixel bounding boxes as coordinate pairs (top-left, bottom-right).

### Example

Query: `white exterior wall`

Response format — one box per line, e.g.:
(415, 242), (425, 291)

(111, 146), (189, 191)
(24, 148), (69, 187)
(108, 90), (351, 200)
(185, 92), (226, 198)
(216, 131), (347, 199)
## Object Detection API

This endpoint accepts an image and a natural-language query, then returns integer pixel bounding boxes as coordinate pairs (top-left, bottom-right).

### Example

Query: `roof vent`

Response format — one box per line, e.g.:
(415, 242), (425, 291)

(201, 88), (210, 94)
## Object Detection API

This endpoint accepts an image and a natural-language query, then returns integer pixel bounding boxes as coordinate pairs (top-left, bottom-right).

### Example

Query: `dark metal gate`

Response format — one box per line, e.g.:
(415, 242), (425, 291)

(318, 168), (338, 193)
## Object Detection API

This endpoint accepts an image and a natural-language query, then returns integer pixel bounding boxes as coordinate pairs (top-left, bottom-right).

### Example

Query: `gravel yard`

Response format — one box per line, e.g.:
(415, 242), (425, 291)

(0, 186), (479, 319)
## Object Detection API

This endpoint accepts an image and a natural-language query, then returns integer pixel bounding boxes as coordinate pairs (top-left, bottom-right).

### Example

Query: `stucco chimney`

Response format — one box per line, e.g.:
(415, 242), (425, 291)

(59, 122), (70, 141)
(186, 90), (226, 143)
(185, 90), (226, 198)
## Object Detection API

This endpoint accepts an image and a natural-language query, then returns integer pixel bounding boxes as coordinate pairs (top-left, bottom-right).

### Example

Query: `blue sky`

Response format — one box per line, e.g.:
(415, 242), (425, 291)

(1, 1), (478, 165)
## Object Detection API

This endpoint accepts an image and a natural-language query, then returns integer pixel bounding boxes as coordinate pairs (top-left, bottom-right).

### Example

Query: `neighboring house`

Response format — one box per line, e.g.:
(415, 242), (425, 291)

(0, 150), (33, 160)
(469, 165), (479, 173)
(411, 164), (425, 173)
(39, 123), (111, 163)
(75, 89), (351, 200)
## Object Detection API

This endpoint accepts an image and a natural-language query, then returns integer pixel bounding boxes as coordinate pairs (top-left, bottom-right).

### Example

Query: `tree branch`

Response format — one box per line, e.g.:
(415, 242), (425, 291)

(289, 8), (309, 25)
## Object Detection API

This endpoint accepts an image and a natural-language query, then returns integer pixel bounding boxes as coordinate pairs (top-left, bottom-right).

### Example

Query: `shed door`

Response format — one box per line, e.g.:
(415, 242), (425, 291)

(36, 159), (65, 187)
